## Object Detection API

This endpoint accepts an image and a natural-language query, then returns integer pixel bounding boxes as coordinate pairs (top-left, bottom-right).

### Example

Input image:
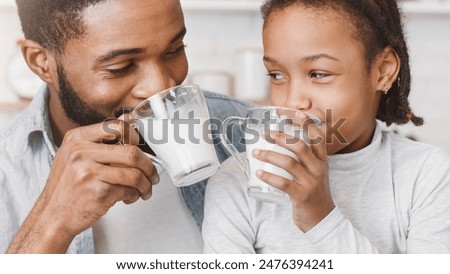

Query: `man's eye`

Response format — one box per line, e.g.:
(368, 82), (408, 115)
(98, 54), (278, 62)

(267, 72), (285, 80)
(167, 44), (186, 55)
(106, 63), (134, 76)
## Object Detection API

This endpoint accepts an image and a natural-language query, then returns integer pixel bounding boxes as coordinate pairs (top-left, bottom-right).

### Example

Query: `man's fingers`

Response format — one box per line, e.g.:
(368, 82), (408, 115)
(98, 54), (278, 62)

(73, 142), (157, 182)
(98, 164), (156, 200)
(63, 119), (140, 145)
(95, 183), (142, 206)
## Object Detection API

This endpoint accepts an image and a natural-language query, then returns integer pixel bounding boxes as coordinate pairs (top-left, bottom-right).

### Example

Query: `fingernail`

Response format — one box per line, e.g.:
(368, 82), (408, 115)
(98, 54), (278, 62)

(152, 175), (160, 185)
(256, 170), (263, 177)
(143, 192), (152, 201)
(297, 111), (307, 119)
(252, 149), (260, 156)
(270, 131), (278, 139)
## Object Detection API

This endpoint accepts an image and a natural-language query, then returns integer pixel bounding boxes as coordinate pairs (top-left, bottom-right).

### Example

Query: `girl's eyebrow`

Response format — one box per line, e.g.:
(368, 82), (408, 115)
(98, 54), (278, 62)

(301, 53), (339, 63)
(263, 54), (339, 65)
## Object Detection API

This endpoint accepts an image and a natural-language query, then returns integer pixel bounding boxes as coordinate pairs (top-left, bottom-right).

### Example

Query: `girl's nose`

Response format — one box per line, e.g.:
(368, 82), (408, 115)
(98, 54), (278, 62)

(285, 85), (312, 111)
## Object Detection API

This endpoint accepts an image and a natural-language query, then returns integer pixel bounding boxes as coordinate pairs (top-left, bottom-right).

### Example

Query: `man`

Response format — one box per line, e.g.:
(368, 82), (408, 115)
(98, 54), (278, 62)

(0, 0), (249, 253)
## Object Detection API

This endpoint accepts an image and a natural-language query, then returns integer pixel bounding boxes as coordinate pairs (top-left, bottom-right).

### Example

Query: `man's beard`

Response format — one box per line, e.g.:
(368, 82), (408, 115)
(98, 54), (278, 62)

(57, 63), (108, 126)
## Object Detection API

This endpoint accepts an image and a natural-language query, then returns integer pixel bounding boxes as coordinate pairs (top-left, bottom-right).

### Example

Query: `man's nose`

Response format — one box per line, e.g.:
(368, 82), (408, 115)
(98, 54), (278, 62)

(132, 62), (177, 99)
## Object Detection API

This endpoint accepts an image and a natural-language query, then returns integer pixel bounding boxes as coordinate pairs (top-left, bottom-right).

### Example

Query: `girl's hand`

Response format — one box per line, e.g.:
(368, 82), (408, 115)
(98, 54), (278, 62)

(252, 112), (335, 232)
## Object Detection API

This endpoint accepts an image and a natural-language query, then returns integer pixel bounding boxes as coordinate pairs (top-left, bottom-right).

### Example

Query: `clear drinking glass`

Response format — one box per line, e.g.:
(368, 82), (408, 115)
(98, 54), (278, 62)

(220, 106), (322, 203)
(131, 84), (220, 187)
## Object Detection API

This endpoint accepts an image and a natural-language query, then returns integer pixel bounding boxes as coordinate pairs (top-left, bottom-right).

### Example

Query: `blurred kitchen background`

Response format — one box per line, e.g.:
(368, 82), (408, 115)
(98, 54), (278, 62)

(0, 0), (449, 153)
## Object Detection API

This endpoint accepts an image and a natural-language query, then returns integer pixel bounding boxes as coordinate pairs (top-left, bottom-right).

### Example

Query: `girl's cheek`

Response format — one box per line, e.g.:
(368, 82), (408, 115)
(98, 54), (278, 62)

(270, 90), (288, 107)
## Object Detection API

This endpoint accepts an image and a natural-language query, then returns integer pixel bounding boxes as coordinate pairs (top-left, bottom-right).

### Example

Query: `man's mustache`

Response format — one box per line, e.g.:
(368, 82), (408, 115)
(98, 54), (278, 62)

(113, 107), (135, 119)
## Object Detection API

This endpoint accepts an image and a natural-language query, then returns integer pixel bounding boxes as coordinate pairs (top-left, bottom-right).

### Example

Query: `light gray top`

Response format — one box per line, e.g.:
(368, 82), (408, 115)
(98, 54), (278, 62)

(203, 124), (450, 253)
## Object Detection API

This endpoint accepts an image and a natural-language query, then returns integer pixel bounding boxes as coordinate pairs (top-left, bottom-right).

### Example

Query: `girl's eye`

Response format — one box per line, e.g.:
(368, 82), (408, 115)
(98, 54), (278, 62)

(267, 72), (285, 81)
(105, 63), (135, 76)
(310, 71), (332, 79)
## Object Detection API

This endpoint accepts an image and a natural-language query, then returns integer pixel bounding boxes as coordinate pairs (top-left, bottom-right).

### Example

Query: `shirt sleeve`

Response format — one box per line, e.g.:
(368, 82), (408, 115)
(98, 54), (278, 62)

(202, 157), (256, 254)
(406, 147), (450, 253)
(306, 147), (450, 253)
(303, 207), (379, 253)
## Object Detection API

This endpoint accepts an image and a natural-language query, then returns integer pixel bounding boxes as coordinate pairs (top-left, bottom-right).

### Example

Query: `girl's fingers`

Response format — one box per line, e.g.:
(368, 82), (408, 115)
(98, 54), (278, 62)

(255, 169), (297, 195)
(253, 149), (306, 179)
(265, 131), (322, 172)
(308, 124), (327, 161)
(297, 112), (327, 161)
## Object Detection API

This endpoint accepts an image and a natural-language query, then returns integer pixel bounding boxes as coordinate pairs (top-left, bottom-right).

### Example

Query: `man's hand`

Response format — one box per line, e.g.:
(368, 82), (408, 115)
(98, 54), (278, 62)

(7, 120), (158, 253)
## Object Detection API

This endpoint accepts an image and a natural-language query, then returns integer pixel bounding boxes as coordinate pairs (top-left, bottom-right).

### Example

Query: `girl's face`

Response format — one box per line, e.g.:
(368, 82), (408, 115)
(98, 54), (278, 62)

(263, 6), (382, 154)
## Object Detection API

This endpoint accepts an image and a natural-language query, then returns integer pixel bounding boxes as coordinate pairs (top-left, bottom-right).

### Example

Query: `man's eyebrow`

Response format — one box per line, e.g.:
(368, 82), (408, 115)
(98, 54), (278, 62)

(96, 48), (145, 64)
(263, 56), (277, 64)
(95, 27), (186, 64)
(170, 27), (187, 44)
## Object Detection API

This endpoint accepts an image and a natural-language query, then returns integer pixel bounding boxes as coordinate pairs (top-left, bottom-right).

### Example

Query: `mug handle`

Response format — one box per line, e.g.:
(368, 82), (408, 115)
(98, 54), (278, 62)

(143, 152), (168, 176)
(220, 116), (249, 179)
(127, 117), (169, 175)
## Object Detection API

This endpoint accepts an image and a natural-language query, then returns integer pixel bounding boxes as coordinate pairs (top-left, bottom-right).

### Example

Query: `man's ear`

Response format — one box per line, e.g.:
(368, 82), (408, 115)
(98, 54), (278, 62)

(374, 46), (401, 91)
(20, 39), (57, 85)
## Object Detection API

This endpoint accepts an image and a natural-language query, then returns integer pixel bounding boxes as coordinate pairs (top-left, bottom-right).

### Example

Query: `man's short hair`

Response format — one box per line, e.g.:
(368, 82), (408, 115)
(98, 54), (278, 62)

(16, 0), (106, 54)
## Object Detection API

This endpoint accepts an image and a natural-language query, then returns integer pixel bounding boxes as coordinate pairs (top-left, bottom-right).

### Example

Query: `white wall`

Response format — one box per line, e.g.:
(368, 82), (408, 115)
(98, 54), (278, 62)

(1, 0), (449, 153)
(393, 13), (450, 152)
(181, 3), (450, 154)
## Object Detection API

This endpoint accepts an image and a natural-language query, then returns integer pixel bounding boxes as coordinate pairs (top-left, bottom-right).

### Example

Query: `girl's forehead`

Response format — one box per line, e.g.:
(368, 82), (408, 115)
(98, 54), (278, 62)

(264, 5), (363, 48)
(267, 4), (353, 26)
(265, 6), (357, 39)
(262, 5), (368, 70)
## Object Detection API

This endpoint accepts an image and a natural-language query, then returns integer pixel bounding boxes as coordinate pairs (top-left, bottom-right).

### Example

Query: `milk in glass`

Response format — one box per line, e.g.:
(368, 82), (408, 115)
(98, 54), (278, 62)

(137, 117), (218, 186)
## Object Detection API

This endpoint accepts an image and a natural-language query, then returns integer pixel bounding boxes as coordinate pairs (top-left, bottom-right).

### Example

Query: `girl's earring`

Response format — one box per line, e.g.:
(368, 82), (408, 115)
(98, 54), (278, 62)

(383, 85), (389, 95)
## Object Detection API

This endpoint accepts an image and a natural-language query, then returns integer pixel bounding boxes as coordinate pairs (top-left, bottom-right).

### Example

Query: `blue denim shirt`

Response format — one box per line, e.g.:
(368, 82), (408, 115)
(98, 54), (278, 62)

(0, 86), (251, 253)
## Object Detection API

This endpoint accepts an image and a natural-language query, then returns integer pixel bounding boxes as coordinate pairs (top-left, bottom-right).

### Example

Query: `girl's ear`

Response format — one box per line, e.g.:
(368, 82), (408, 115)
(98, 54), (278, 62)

(374, 46), (401, 92)
(20, 39), (57, 85)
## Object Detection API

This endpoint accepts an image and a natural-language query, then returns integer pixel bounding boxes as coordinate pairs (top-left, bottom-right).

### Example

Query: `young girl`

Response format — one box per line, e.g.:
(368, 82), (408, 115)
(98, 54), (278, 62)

(202, 0), (450, 253)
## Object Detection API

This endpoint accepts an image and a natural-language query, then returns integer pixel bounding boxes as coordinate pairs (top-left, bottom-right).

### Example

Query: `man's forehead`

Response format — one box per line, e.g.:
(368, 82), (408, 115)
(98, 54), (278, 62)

(83, 0), (183, 30)
(62, 0), (185, 59)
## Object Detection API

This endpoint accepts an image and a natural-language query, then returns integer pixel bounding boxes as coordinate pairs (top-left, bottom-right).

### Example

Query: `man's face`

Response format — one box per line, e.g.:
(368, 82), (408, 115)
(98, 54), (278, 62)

(54, 0), (188, 125)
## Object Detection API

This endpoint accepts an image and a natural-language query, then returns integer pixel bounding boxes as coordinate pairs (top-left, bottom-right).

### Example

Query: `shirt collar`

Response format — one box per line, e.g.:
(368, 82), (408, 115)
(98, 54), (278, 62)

(17, 84), (57, 157)
(328, 122), (383, 170)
